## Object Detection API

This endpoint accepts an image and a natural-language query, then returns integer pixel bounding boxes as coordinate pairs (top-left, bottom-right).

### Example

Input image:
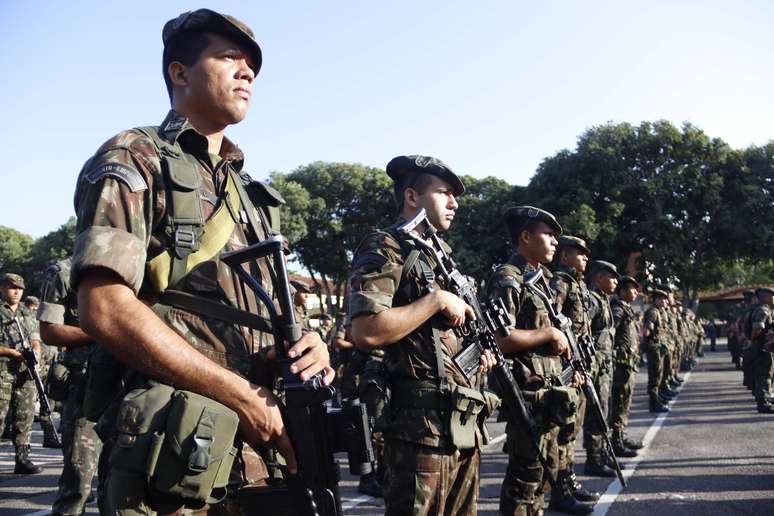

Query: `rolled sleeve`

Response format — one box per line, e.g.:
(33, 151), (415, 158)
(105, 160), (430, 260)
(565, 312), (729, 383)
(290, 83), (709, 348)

(37, 302), (65, 325)
(72, 226), (147, 294)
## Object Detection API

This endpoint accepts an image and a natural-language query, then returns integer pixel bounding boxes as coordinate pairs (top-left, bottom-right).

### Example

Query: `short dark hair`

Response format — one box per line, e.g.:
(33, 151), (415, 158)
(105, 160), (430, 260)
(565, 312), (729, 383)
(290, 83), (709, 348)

(162, 32), (212, 101)
(510, 219), (542, 247)
(395, 173), (438, 212)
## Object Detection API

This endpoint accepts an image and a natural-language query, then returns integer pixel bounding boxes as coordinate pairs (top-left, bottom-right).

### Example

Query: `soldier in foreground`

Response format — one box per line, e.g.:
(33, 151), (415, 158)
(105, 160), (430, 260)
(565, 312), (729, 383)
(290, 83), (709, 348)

(749, 287), (774, 413)
(71, 9), (332, 513)
(349, 155), (495, 515)
(0, 273), (44, 474)
(487, 206), (585, 516)
(38, 258), (102, 515)
(609, 276), (644, 455)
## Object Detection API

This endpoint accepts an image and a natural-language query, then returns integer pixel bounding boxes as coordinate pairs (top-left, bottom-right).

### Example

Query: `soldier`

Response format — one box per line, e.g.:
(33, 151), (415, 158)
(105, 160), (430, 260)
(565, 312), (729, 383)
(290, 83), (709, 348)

(0, 273), (44, 474)
(609, 276), (644, 455)
(291, 279), (313, 329)
(487, 206), (585, 516)
(584, 261), (621, 473)
(749, 287), (774, 413)
(740, 290), (758, 388)
(549, 235), (599, 511)
(643, 289), (670, 413)
(349, 155), (495, 515)
(37, 258), (102, 515)
(71, 9), (332, 513)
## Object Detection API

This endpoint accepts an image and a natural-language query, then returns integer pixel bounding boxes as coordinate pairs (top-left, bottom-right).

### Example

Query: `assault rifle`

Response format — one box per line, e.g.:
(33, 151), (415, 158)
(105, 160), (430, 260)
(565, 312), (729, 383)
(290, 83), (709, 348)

(12, 315), (61, 447)
(222, 235), (375, 516)
(523, 269), (627, 487)
(396, 208), (559, 490)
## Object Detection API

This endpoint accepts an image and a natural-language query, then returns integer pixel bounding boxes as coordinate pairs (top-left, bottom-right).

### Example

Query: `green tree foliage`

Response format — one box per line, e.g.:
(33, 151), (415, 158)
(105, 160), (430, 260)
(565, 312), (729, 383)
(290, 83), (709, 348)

(0, 226), (34, 273)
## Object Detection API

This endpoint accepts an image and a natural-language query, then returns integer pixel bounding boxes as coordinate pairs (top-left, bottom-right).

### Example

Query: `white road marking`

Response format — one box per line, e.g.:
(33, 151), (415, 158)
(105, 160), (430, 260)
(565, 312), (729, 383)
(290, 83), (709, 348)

(341, 493), (376, 510)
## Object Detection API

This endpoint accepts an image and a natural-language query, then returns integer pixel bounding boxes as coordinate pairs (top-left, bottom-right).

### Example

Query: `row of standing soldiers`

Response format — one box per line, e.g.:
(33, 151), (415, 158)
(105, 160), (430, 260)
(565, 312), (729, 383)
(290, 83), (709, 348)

(726, 288), (774, 413)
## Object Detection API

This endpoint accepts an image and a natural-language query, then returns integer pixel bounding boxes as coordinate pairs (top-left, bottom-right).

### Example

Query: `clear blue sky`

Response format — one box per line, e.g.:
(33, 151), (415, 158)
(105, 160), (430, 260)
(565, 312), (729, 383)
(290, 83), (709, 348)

(2, 1), (773, 237)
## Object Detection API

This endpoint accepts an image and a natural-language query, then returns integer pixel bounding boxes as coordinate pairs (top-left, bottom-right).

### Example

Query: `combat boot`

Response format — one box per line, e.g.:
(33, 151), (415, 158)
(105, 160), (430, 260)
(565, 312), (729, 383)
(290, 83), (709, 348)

(661, 387), (679, 399)
(41, 420), (61, 449)
(565, 469), (600, 503)
(584, 453), (616, 478)
(649, 397), (669, 413)
(622, 432), (644, 450)
(757, 402), (774, 414)
(612, 431), (637, 458)
(548, 472), (593, 515)
(14, 445), (43, 474)
(357, 471), (383, 497)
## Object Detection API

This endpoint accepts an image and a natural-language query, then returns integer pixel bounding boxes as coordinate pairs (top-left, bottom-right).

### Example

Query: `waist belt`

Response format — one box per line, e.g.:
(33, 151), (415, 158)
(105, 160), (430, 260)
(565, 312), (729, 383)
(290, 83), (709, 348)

(390, 380), (450, 410)
(159, 290), (273, 334)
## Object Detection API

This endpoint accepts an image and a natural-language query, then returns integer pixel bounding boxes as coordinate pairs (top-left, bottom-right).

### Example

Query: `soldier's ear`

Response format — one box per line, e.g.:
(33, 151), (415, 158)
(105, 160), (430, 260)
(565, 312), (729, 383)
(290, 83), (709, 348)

(404, 187), (419, 211)
(167, 61), (189, 89)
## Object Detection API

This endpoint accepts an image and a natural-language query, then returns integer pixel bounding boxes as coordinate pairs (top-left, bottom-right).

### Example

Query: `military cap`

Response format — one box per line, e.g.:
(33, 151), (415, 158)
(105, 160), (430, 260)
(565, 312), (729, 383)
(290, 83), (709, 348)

(650, 288), (669, 298)
(1, 273), (25, 289)
(24, 296), (39, 305)
(318, 313), (333, 321)
(755, 286), (774, 297)
(743, 289), (755, 298)
(589, 260), (620, 278)
(386, 155), (465, 199)
(503, 206), (562, 235)
(557, 235), (590, 254)
(290, 280), (312, 294)
(163, 9), (262, 75)
(617, 275), (640, 290)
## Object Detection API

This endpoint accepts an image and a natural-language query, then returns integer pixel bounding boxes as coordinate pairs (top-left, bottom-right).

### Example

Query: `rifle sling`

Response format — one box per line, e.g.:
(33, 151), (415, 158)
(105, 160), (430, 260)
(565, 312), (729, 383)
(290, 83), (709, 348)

(159, 289), (273, 334)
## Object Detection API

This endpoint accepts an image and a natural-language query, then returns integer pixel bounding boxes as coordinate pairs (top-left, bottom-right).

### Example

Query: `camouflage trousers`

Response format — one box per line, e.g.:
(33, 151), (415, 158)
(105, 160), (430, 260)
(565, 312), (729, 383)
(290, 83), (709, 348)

(383, 439), (479, 516)
(556, 387), (585, 472)
(500, 418), (559, 516)
(583, 353), (611, 459)
(0, 365), (36, 454)
(53, 369), (102, 515)
(752, 351), (774, 405)
(609, 365), (636, 433)
(646, 345), (664, 398)
(743, 345), (756, 389)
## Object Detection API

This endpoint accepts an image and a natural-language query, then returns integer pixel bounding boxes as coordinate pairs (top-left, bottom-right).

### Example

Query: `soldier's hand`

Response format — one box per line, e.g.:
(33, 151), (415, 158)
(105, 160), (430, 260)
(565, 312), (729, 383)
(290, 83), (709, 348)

(435, 290), (476, 327)
(7, 349), (23, 361)
(238, 385), (298, 474)
(287, 331), (335, 385)
(548, 328), (570, 358)
(478, 349), (496, 374)
(572, 371), (585, 387)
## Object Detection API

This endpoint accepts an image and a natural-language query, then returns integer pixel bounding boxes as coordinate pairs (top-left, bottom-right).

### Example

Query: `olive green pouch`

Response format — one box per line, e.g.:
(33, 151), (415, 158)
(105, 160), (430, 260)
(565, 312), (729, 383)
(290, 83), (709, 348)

(46, 362), (70, 402)
(449, 384), (488, 450)
(548, 385), (579, 425)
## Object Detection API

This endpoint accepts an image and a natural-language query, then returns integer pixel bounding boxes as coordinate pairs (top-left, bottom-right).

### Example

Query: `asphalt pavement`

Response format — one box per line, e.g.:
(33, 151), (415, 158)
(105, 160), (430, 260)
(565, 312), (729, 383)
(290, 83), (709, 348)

(1, 340), (772, 515)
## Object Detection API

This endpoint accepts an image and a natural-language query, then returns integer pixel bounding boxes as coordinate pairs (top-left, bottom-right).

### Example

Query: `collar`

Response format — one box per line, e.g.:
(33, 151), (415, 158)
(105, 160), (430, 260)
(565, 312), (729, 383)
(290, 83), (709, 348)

(158, 110), (245, 168)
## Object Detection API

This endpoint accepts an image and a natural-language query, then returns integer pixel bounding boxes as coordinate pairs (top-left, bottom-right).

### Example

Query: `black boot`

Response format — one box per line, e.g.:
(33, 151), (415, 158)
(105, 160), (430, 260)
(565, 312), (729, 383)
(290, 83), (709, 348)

(661, 388), (678, 399)
(622, 432), (644, 450)
(548, 470), (594, 514)
(649, 397), (670, 413)
(41, 420), (61, 449)
(14, 445), (43, 474)
(757, 402), (774, 414)
(357, 471), (383, 497)
(612, 431), (637, 458)
(585, 453), (616, 478)
(565, 469), (600, 502)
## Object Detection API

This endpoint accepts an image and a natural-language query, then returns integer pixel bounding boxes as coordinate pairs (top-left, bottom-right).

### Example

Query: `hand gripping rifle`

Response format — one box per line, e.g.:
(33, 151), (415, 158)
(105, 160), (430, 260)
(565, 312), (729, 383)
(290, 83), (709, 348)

(523, 269), (627, 487)
(12, 315), (61, 447)
(396, 208), (559, 491)
(222, 235), (375, 516)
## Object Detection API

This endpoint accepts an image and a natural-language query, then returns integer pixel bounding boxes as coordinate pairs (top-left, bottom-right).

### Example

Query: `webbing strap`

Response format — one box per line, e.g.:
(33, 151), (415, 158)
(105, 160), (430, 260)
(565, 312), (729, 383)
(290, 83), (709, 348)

(159, 289), (273, 333)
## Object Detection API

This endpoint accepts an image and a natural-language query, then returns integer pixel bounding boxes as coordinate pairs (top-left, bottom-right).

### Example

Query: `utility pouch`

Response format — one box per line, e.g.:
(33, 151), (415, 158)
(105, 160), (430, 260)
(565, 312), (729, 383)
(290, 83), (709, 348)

(448, 384), (487, 450)
(0, 371), (12, 401)
(46, 362), (70, 402)
(547, 385), (579, 425)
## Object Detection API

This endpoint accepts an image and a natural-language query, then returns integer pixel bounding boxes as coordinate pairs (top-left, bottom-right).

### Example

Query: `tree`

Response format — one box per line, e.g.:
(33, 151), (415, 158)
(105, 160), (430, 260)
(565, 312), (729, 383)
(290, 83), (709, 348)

(0, 226), (33, 273)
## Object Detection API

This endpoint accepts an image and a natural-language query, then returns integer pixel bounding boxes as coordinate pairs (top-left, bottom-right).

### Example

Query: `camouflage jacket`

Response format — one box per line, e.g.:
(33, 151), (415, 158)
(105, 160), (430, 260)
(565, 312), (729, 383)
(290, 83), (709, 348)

(643, 306), (667, 351)
(348, 222), (470, 447)
(588, 288), (615, 356)
(550, 264), (592, 340)
(72, 110), (279, 379)
(0, 301), (40, 369)
(610, 297), (639, 371)
(37, 257), (93, 366)
(750, 304), (773, 352)
(487, 253), (563, 395)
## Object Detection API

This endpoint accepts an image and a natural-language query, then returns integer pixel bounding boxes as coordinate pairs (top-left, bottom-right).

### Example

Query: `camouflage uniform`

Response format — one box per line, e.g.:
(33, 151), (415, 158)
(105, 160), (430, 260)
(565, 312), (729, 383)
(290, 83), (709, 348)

(584, 288), (614, 463)
(0, 301), (40, 462)
(750, 304), (774, 407)
(610, 297), (639, 437)
(643, 303), (668, 403)
(72, 110), (282, 514)
(349, 224), (485, 516)
(38, 258), (103, 515)
(488, 254), (562, 516)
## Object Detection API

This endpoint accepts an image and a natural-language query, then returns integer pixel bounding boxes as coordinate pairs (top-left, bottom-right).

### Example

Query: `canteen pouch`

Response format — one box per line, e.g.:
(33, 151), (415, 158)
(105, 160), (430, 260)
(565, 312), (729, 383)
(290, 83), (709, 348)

(547, 385), (579, 425)
(46, 362), (70, 402)
(449, 384), (488, 450)
(149, 390), (239, 505)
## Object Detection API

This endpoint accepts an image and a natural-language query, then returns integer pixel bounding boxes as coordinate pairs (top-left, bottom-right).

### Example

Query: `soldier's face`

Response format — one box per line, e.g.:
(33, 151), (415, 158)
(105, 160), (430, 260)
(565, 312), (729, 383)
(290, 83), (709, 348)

(183, 33), (255, 127)
(654, 296), (666, 308)
(596, 271), (618, 294)
(0, 285), (23, 305)
(761, 293), (774, 305)
(520, 222), (558, 264)
(563, 248), (588, 273)
(410, 175), (458, 231)
(621, 286), (638, 303)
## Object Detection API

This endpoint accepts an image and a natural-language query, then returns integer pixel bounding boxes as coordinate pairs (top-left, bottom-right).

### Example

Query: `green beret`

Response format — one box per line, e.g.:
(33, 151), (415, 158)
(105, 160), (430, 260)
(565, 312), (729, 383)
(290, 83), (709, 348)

(503, 206), (562, 235)
(163, 9), (262, 75)
(557, 235), (589, 254)
(386, 155), (465, 199)
(1, 273), (25, 289)
(589, 260), (619, 278)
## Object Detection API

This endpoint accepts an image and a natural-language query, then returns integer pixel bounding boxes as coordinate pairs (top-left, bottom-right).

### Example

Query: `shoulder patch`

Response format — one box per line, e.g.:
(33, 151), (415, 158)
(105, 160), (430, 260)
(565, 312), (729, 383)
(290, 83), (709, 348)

(85, 162), (147, 192)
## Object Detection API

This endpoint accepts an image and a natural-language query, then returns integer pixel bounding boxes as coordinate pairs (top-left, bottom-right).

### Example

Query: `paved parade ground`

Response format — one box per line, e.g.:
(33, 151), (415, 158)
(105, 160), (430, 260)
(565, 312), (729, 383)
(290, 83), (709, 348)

(1, 341), (773, 515)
